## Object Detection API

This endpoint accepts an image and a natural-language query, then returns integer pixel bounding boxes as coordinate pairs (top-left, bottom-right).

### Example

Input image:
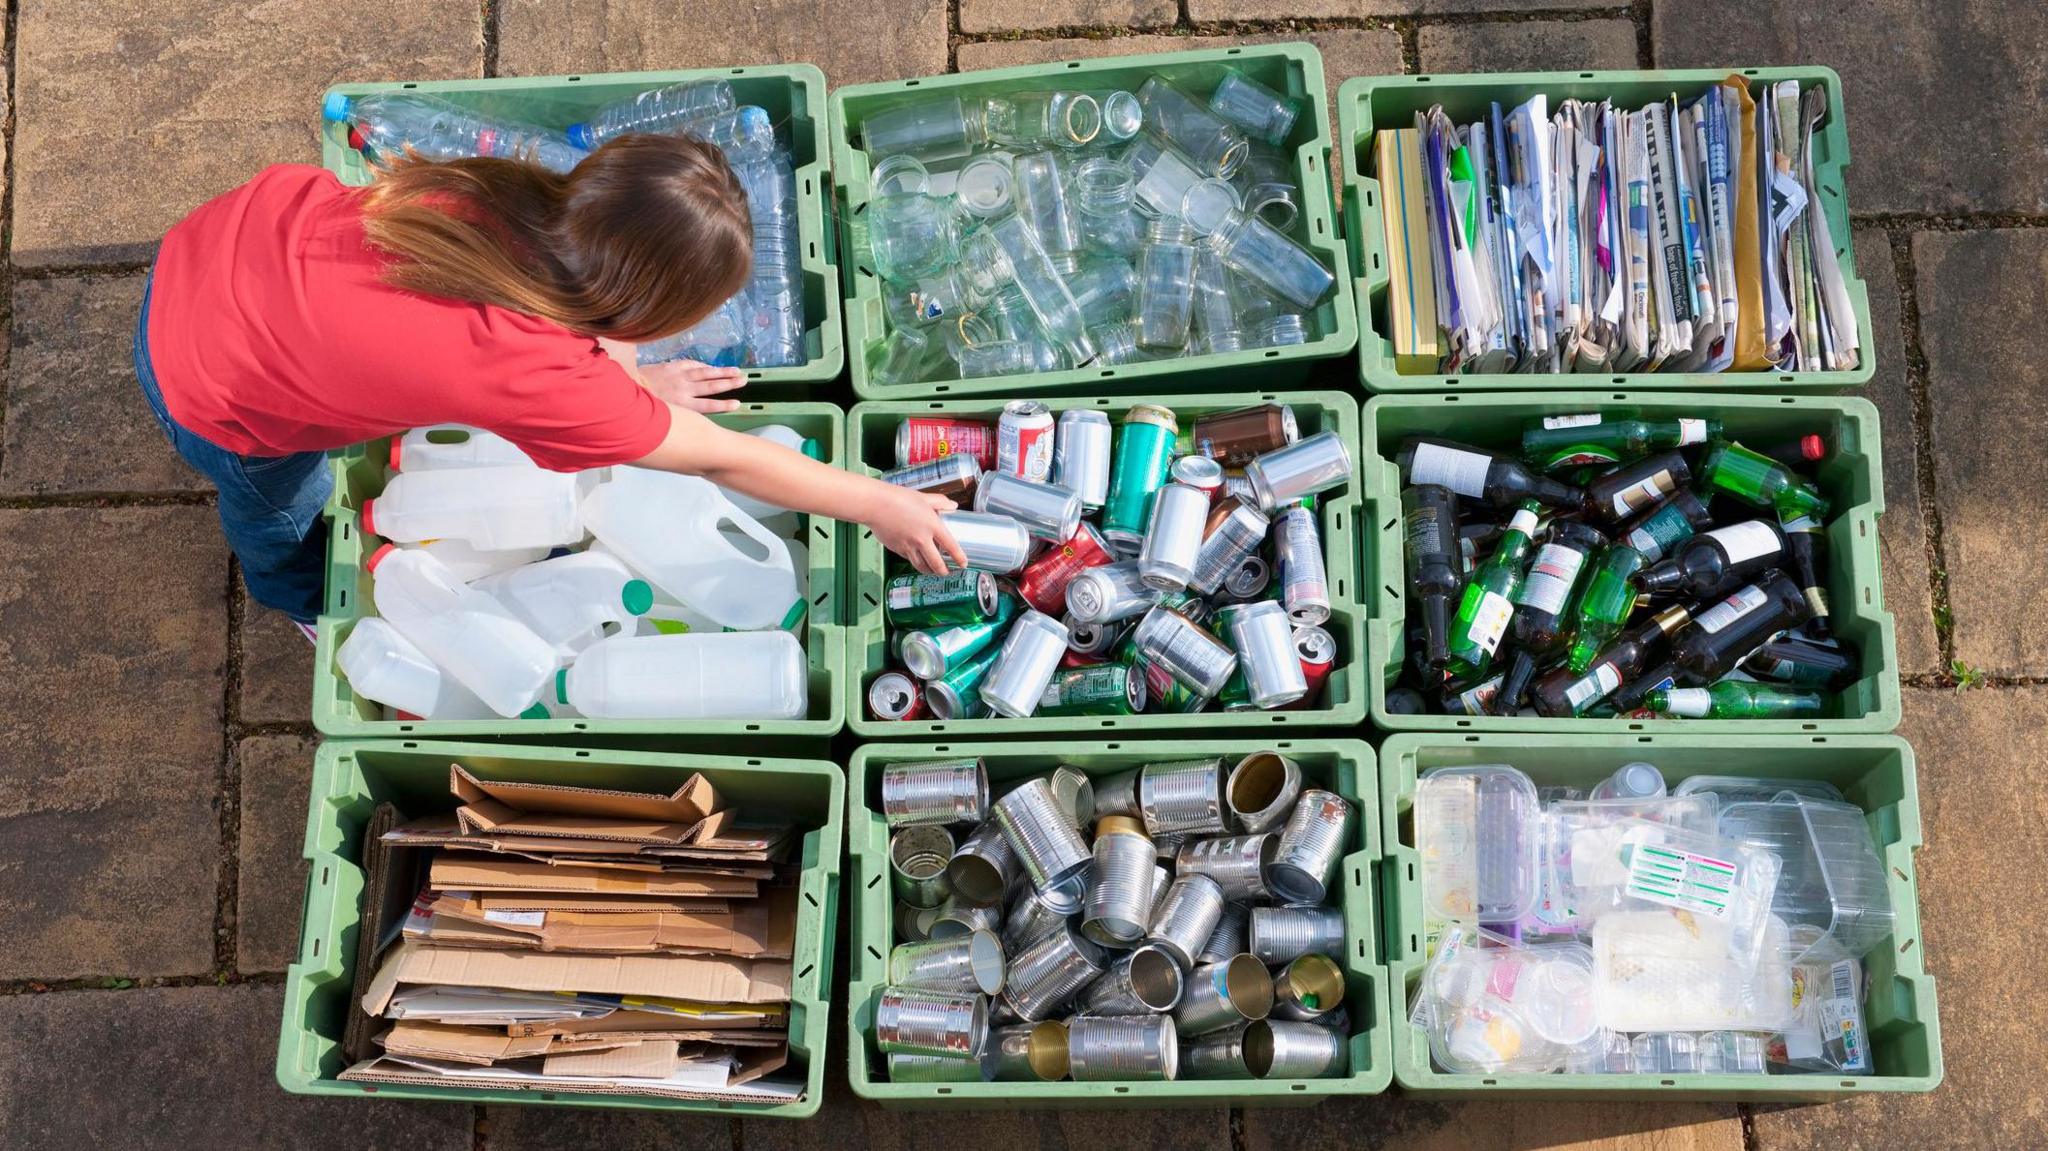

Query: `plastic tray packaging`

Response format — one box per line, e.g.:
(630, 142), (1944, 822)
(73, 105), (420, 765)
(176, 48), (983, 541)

(1589, 910), (1796, 1034)
(1414, 766), (1541, 928)
(1720, 795), (1894, 962)
(1412, 926), (1598, 1075)
(1673, 776), (1847, 805)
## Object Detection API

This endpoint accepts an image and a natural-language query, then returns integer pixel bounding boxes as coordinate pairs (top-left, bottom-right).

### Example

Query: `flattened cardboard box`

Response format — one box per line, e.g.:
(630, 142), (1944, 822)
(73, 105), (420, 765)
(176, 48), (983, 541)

(363, 940), (793, 1014)
(428, 857), (757, 898)
(449, 764), (721, 845)
(426, 886), (797, 958)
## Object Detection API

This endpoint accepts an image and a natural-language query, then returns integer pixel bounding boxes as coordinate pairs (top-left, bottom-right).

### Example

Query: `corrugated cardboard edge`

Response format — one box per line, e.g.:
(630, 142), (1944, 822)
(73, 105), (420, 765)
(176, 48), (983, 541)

(338, 1057), (800, 1105)
(362, 941), (793, 1014)
(450, 764), (721, 826)
(541, 1038), (682, 1078)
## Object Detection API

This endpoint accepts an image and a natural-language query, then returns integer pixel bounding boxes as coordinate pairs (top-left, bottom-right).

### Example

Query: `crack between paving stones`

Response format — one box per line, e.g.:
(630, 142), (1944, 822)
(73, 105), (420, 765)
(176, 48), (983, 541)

(1229, 1106), (1249, 1151)
(214, 557), (247, 974)
(1629, 0), (1654, 67)
(0, 0), (21, 480)
(11, 259), (156, 281)
(0, 971), (287, 996)
(1739, 1104), (1760, 1151)
(0, 491), (217, 509)
(947, 0), (962, 72)
(1887, 225), (1962, 680)
(729, 1116), (746, 1151)
(480, 0), (500, 79)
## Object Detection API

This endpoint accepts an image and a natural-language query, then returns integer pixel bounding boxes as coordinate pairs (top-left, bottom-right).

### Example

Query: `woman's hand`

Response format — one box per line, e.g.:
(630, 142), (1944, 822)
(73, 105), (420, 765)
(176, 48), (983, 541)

(869, 484), (968, 575)
(640, 359), (747, 413)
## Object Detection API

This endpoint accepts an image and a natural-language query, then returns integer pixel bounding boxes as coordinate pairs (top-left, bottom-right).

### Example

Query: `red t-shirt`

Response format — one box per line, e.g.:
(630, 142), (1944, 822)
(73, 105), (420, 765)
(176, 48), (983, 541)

(147, 164), (671, 471)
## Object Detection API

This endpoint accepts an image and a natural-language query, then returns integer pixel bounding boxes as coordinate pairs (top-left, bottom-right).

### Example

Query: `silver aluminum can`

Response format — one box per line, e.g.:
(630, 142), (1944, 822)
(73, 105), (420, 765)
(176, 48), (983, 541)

(1175, 834), (1276, 901)
(1046, 764), (1096, 828)
(1145, 874), (1227, 969)
(1093, 767), (1142, 819)
(993, 777), (1093, 914)
(1227, 600), (1308, 709)
(869, 671), (924, 721)
(1054, 408), (1113, 509)
(1081, 817), (1156, 946)
(946, 820), (1019, 906)
(1221, 468), (1257, 507)
(1244, 430), (1354, 513)
(1133, 605), (1238, 697)
(1250, 905), (1346, 964)
(1002, 883), (1072, 955)
(884, 453), (983, 497)
(989, 1021), (1071, 1081)
(1064, 616), (1125, 656)
(876, 985), (987, 1057)
(1275, 504), (1331, 626)
(930, 893), (1004, 940)
(1189, 498), (1271, 597)
(890, 825), (955, 909)
(975, 472), (1084, 543)
(1224, 553), (1271, 600)
(882, 758), (988, 827)
(897, 902), (941, 943)
(889, 929), (1007, 996)
(1077, 942), (1184, 1015)
(1136, 482), (1208, 592)
(1002, 919), (1107, 1022)
(1066, 1014), (1178, 1081)
(1196, 902), (1250, 965)
(1258, 1019), (1349, 1078)
(1271, 953), (1346, 1022)
(1138, 757), (1227, 836)
(1171, 454), (1224, 501)
(1225, 751), (1304, 835)
(1267, 790), (1352, 904)
(997, 399), (1056, 482)
(1173, 954), (1274, 1036)
(1064, 560), (1161, 625)
(887, 1050), (993, 1082)
(942, 510), (1034, 574)
(979, 610), (1070, 718)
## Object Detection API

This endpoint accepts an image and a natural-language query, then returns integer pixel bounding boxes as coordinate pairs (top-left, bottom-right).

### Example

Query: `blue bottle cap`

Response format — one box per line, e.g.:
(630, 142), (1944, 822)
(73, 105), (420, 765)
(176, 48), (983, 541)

(321, 91), (354, 123)
(565, 121), (595, 151)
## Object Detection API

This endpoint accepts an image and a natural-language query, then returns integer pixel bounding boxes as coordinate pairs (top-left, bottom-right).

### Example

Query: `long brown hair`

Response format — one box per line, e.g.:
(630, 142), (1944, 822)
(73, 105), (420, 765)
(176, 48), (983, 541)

(359, 135), (753, 341)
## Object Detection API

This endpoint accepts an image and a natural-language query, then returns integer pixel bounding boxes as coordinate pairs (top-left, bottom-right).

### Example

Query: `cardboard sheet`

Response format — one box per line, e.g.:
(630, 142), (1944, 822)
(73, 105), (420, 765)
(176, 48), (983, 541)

(428, 857), (757, 899)
(362, 941), (793, 1014)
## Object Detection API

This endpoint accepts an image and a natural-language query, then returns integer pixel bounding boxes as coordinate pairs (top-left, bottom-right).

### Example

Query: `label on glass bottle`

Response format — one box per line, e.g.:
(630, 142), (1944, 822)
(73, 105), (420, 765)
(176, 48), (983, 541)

(1506, 507), (1541, 538)
(1677, 418), (1710, 445)
(1408, 443), (1492, 499)
(1608, 471), (1677, 518)
(1625, 503), (1692, 561)
(1542, 413), (1602, 430)
(1694, 584), (1768, 633)
(1449, 674), (1503, 715)
(1706, 520), (1782, 565)
(1468, 590), (1514, 656)
(1565, 663), (1622, 710)
(1404, 507), (1447, 555)
(1660, 687), (1713, 717)
(1517, 543), (1587, 615)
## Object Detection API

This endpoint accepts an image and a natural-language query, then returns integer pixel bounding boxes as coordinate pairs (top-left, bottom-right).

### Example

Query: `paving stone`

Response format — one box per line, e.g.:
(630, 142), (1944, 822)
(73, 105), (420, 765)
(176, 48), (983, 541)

(239, 583), (317, 725)
(11, 0), (480, 268)
(1244, 1097), (1744, 1151)
(961, 0), (1176, 35)
(1850, 226), (1940, 677)
(747, 1077), (1228, 1151)
(1915, 228), (2048, 676)
(1417, 19), (1640, 74)
(0, 507), (226, 980)
(0, 274), (206, 496)
(485, 1105), (732, 1150)
(235, 734), (318, 975)
(0, 983), (473, 1149)
(1191, 0), (1609, 16)
(1652, 0), (2048, 216)
(1751, 687), (2048, 1148)
(498, 0), (947, 87)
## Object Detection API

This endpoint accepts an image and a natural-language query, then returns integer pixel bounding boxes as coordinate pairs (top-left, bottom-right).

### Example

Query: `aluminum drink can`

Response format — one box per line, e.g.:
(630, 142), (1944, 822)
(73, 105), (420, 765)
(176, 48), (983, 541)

(1064, 560), (1161, 625)
(884, 453), (983, 501)
(1133, 604), (1238, 697)
(978, 610), (1070, 718)
(1170, 455), (1225, 504)
(1188, 497), (1270, 597)
(1227, 600), (1308, 708)
(899, 417), (996, 469)
(1225, 553), (1271, 600)
(1292, 624), (1336, 707)
(1275, 504), (1331, 626)
(1102, 404), (1180, 554)
(1037, 662), (1146, 716)
(1136, 482), (1209, 592)
(1017, 522), (1115, 616)
(997, 400), (1057, 481)
(941, 511), (1034, 574)
(1186, 403), (1299, 467)
(1244, 430), (1353, 513)
(1221, 468), (1257, 506)
(1054, 408), (1114, 509)
(886, 569), (1001, 629)
(869, 671), (927, 721)
(898, 605), (1017, 681)
(925, 646), (1000, 720)
(974, 472), (1083, 542)
(1063, 615), (1125, 657)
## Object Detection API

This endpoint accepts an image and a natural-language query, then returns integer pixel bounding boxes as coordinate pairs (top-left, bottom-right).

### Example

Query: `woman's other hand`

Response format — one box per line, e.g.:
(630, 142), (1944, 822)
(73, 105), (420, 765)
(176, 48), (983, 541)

(640, 358), (747, 413)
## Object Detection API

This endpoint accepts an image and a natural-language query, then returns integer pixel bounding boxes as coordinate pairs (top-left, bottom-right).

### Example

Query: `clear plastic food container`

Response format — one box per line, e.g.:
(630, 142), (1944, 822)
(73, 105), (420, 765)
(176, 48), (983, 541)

(1719, 794), (1895, 962)
(1414, 765), (1542, 928)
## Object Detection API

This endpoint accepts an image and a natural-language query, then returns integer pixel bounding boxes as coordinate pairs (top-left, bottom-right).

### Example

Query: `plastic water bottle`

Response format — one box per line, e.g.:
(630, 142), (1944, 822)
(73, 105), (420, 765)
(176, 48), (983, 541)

(323, 92), (588, 175)
(390, 425), (534, 472)
(555, 631), (807, 719)
(639, 297), (751, 368)
(366, 545), (558, 717)
(735, 154), (807, 367)
(360, 466), (584, 551)
(683, 106), (777, 163)
(335, 616), (496, 720)
(580, 467), (799, 630)
(399, 538), (550, 583)
(473, 551), (654, 657)
(565, 79), (737, 150)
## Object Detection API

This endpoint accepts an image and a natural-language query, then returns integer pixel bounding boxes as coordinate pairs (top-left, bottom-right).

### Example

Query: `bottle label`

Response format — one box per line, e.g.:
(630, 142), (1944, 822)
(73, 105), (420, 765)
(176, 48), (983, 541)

(1677, 418), (1709, 445)
(1819, 959), (1868, 1072)
(1516, 544), (1586, 615)
(1408, 443), (1492, 500)
(1661, 687), (1712, 717)
(1507, 507), (1541, 538)
(1467, 590), (1514, 657)
(1565, 663), (1622, 710)
(1609, 471), (1676, 518)
(1404, 508), (1446, 555)
(1624, 843), (1740, 918)
(1694, 584), (1768, 633)
(1542, 413), (1602, 430)
(1625, 503), (1692, 562)
(1450, 675), (1503, 715)
(1805, 586), (1831, 619)
(1707, 520), (1782, 565)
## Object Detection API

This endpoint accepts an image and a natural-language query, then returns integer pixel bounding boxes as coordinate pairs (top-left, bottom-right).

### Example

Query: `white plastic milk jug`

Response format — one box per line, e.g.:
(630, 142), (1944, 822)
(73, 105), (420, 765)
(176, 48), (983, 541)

(473, 550), (654, 656)
(335, 615), (497, 720)
(361, 466), (583, 550)
(579, 467), (797, 631)
(555, 630), (807, 719)
(366, 544), (558, 717)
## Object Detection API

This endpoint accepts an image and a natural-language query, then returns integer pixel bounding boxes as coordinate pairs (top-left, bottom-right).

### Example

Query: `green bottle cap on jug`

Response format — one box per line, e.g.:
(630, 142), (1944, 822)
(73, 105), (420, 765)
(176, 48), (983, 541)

(800, 438), (824, 461)
(621, 579), (655, 616)
(518, 701), (550, 720)
(555, 668), (571, 705)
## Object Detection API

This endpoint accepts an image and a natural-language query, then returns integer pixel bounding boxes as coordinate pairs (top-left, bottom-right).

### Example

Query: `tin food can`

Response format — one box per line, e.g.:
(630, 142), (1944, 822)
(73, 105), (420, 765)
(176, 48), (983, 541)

(1102, 404), (1179, 554)
(1225, 751), (1303, 834)
(881, 757), (988, 826)
(1175, 954), (1275, 1036)
(997, 399), (1057, 481)
(1001, 920), (1106, 1022)
(947, 820), (1019, 906)
(898, 417), (996, 469)
(876, 985), (986, 1057)
(1066, 1014), (1178, 1081)
(975, 472), (1083, 543)
(890, 825), (955, 909)
(1054, 408), (1113, 509)
(869, 671), (927, 721)
(1016, 522), (1114, 616)
(988, 1021), (1071, 1082)
(1267, 790), (1352, 904)
(883, 453), (982, 501)
(889, 931), (1007, 996)
(1077, 943), (1184, 1015)
(1176, 834), (1275, 901)
(1081, 816), (1157, 946)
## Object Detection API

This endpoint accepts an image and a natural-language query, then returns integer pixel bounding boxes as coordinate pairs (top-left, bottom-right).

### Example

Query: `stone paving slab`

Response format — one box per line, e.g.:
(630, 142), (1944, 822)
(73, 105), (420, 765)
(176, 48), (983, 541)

(10, 0), (481, 267)
(497, 0), (948, 87)
(1915, 228), (2048, 677)
(1651, 0), (2048, 216)
(1750, 687), (2048, 1148)
(0, 274), (207, 496)
(1416, 19), (1640, 74)
(0, 983), (474, 1149)
(236, 734), (318, 975)
(1242, 1097), (1744, 1151)
(484, 1105), (731, 1150)
(747, 1081), (1228, 1151)
(239, 585), (318, 726)
(0, 507), (226, 981)
(961, 0), (1177, 36)
(1191, 0), (1611, 18)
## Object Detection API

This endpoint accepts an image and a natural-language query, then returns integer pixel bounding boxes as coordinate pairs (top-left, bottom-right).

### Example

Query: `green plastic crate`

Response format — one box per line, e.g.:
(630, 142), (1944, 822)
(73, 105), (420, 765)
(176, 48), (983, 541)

(846, 392), (1367, 737)
(1363, 391), (1900, 733)
(831, 43), (1357, 400)
(1336, 68), (1873, 393)
(846, 739), (1389, 1106)
(319, 65), (844, 388)
(311, 403), (846, 743)
(1378, 732), (1940, 1098)
(276, 739), (843, 1117)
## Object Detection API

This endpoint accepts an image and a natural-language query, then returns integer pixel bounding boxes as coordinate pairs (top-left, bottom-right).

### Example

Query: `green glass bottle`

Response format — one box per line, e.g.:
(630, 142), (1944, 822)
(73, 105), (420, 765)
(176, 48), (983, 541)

(1520, 413), (1721, 472)
(1563, 544), (1649, 674)
(1445, 501), (1541, 680)
(1699, 439), (1830, 519)
(1648, 680), (1826, 719)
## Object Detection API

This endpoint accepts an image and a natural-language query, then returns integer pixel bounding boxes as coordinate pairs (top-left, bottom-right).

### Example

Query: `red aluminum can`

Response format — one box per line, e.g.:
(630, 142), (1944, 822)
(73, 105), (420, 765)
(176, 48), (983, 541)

(997, 399), (1057, 481)
(1059, 649), (1108, 670)
(1171, 455), (1225, 505)
(896, 418), (996, 470)
(868, 671), (927, 721)
(1015, 522), (1115, 616)
(1290, 624), (1336, 710)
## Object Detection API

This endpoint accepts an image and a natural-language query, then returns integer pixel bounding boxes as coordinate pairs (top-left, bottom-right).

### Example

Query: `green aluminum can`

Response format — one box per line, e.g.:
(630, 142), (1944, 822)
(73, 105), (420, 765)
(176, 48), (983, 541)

(1101, 404), (1180, 555)
(899, 596), (1019, 680)
(1038, 663), (1147, 716)
(886, 570), (1002, 630)
(926, 645), (1001, 720)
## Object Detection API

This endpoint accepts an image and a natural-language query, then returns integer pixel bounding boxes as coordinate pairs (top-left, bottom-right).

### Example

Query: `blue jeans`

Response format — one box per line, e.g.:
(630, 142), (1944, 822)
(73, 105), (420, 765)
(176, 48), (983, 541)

(135, 274), (331, 623)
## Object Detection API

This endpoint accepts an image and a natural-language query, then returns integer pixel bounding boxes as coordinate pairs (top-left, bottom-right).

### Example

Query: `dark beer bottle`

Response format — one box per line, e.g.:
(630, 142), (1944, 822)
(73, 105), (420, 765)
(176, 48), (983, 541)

(1397, 437), (1584, 509)
(1637, 520), (1788, 599)
(1531, 604), (1692, 718)
(1494, 520), (1609, 714)
(1584, 450), (1693, 525)
(1777, 510), (1832, 636)
(1664, 570), (1814, 686)
(1401, 485), (1463, 668)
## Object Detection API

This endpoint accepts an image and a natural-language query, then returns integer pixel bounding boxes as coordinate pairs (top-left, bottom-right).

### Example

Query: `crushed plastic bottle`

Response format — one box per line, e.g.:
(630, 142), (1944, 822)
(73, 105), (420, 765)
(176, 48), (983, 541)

(564, 78), (738, 150)
(324, 91), (588, 175)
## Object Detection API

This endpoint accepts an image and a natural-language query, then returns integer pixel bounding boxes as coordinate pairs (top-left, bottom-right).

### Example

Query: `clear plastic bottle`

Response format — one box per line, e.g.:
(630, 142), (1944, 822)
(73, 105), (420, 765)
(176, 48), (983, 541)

(1073, 156), (1143, 258)
(677, 105), (777, 163)
(579, 467), (799, 630)
(389, 425), (534, 473)
(1206, 71), (1300, 145)
(556, 631), (807, 719)
(323, 91), (588, 175)
(359, 466), (584, 551)
(1013, 151), (1080, 261)
(1191, 248), (1244, 354)
(473, 551), (655, 657)
(861, 95), (989, 161)
(1136, 77), (1250, 179)
(985, 91), (1104, 149)
(335, 615), (497, 720)
(564, 79), (737, 149)
(639, 297), (750, 368)
(1183, 182), (1335, 310)
(365, 544), (558, 717)
(1135, 217), (1199, 351)
(733, 153), (806, 367)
